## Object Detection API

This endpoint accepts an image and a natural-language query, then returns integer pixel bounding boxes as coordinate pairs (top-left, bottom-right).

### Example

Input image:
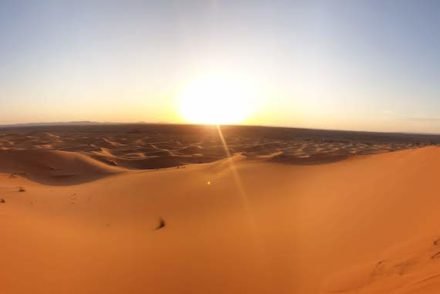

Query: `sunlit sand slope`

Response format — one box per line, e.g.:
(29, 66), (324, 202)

(1, 147), (440, 293)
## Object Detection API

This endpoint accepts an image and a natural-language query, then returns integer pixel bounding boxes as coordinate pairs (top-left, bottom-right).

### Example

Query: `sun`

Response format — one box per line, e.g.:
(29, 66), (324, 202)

(178, 75), (255, 125)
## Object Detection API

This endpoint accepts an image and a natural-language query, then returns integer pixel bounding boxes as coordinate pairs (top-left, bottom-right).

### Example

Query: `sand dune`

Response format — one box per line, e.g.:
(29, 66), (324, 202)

(0, 124), (435, 169)
(0, 150), (124, 184)
(2, 143), (440, 293)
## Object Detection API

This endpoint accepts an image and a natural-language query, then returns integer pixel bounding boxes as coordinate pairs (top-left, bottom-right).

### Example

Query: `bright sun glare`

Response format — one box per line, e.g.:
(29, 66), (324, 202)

(179, 75), (255, 125)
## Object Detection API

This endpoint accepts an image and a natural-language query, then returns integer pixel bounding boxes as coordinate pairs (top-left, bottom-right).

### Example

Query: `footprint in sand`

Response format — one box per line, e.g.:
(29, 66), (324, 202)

(431, 251), (440, 260)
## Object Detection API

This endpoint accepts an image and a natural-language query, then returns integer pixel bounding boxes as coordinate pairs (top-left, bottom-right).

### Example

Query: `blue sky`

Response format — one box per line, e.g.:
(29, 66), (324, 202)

(1, 0), (440, 132)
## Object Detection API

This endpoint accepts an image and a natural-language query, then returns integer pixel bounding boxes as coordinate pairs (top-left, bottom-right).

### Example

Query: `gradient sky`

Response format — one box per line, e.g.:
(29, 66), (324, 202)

(1, 0), (440, 132)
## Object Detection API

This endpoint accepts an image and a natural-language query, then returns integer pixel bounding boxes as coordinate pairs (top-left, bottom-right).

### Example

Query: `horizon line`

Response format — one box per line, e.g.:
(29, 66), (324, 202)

(0, 120), (440, 136)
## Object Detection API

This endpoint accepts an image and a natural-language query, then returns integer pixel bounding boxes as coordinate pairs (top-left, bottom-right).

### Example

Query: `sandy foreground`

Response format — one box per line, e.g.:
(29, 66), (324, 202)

(1, 143), (440, 293)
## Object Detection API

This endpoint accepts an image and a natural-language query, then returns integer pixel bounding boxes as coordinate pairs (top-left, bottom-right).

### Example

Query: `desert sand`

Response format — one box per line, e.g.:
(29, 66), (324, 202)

(1, 124), (440, 293)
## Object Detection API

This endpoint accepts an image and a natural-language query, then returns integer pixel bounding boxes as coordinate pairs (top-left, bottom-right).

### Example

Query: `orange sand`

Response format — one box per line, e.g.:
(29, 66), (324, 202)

(1, 147), (440, 293)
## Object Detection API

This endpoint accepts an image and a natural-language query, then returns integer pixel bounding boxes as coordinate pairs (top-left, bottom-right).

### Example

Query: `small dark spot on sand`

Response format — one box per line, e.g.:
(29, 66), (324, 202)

(0, 198), (5, 203)
(155, 217), (166, 230)
(108, 160), (118, 166)
(18, 187), (26, 192)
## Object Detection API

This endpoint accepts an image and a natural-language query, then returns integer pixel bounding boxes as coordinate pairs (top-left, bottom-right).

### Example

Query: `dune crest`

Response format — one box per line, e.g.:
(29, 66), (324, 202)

(0, 150), (125, 184)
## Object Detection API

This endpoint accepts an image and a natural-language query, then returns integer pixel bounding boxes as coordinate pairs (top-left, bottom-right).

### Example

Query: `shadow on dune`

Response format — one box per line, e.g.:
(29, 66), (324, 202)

(267, 152), (351, 165)
(89, 153), (223, 169)
(0, 150), (125, 185)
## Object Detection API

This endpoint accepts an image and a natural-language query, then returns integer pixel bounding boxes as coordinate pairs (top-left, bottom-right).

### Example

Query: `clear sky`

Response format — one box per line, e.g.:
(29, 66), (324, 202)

(1, 0), (440, 133)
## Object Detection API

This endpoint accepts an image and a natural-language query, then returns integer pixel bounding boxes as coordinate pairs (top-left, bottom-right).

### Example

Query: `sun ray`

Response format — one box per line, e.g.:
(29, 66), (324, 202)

(215, 125), (268, 264)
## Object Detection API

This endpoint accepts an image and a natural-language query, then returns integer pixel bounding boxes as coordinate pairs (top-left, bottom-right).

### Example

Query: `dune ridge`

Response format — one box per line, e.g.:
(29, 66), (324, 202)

(0, 124), (436, 170)
(0, 149), (124, 184)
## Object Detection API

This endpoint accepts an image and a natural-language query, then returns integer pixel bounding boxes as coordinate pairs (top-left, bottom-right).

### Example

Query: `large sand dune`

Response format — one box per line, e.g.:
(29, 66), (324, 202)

(2, 140), (440, 293)
(0, 150), (124, 184)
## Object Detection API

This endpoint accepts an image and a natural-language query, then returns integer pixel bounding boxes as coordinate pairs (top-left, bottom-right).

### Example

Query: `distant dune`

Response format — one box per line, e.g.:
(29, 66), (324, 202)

(0, 150), (124, 184)
(0, 123), (437, 169)
(1, 125), (440, 293)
